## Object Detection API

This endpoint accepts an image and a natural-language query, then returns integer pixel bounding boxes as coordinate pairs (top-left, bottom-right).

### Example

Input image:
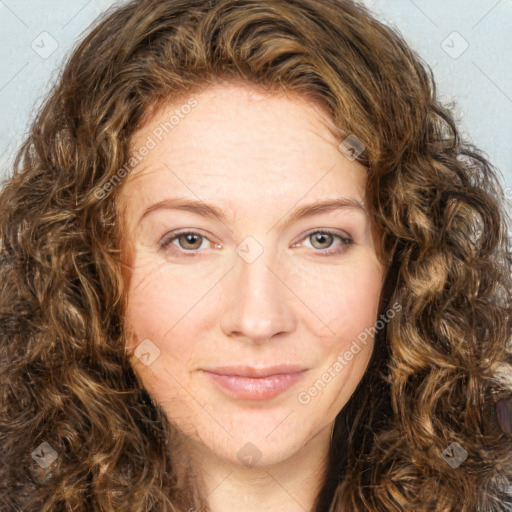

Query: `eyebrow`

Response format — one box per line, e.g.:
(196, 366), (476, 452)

(138, 196), (368, 229)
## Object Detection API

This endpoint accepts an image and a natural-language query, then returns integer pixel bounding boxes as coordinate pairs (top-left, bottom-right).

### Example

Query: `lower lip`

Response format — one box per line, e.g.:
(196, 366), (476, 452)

(202, 371), (307, 401)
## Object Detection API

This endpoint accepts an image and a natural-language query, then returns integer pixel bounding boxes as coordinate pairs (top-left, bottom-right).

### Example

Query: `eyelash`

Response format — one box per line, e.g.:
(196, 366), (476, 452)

(159, 229), (354, 257)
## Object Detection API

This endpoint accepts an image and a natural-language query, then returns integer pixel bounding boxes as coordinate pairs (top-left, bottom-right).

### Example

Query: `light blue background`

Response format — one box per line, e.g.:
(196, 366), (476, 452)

(0, 0), (511, 201)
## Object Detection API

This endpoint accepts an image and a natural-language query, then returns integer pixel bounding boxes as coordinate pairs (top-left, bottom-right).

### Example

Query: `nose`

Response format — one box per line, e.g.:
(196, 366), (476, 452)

(219, 245), (297, 344)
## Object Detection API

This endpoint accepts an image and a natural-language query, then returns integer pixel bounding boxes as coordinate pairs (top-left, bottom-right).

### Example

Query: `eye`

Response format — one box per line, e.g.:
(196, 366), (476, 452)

(292, 229), (354, 256)
(159, 230), (218, 256)
(159, 228), (354, 257)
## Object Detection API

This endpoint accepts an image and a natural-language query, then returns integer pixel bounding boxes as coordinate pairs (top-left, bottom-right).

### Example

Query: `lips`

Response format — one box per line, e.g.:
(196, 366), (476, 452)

(203, 364), (308, 378)
(200, 364), (308, 401)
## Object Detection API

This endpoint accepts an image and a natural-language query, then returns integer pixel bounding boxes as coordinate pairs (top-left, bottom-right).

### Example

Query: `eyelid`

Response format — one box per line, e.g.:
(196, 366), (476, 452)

(159, 228), (219, 252)
(292, 227), (352, 245)
(159, 227), (354, 255)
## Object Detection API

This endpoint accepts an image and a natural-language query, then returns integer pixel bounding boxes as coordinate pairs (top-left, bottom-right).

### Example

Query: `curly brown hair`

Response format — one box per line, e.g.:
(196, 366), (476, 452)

(1, 0), (511, 510)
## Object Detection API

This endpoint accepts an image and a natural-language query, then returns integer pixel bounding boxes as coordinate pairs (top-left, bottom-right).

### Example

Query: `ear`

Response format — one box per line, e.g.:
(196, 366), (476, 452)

(495, 395), (512, 434)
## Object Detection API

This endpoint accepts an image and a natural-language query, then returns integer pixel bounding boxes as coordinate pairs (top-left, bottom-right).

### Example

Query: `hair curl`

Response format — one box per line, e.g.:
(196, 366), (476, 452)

(1, 0), (511, 510)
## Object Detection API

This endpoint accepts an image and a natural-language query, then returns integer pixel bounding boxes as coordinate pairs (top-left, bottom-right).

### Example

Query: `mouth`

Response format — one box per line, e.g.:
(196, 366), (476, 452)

(200, 365), (309, 401)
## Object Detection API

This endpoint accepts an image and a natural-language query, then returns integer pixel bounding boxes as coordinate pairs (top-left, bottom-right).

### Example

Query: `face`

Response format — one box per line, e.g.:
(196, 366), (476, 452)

(118, 82), (386, 468)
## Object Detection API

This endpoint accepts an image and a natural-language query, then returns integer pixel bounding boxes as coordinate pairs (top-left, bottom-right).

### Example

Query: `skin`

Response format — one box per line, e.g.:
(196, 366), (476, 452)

(118, 81), (386, 512)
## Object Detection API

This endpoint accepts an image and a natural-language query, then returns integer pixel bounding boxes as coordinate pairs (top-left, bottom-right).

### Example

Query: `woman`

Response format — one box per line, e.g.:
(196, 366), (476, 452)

(1, 0), (511, 510)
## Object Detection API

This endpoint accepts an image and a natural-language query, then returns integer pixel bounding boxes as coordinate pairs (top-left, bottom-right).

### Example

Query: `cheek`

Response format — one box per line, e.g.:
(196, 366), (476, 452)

(125, 247), (212, 335)
(123, 259), (212, 416)
(291, 256), (384, 411)
(123, 250), (222, 384)
(287, 252), (384, 340)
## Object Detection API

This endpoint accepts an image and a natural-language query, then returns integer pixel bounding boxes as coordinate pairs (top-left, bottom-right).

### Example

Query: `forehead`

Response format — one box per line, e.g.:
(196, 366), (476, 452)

(119, 82), (367, 219)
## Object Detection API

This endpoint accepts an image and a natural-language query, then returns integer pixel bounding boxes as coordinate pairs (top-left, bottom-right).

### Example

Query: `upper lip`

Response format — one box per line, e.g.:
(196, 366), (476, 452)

(202, 364), (308, 378)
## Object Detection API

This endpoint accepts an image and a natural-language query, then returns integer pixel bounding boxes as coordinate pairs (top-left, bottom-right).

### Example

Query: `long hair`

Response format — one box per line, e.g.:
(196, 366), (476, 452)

(1, 0), (511, 510)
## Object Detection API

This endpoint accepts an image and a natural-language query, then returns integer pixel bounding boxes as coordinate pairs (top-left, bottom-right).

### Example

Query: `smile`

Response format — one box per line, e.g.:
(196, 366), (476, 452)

(201, 369), (308, 401)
